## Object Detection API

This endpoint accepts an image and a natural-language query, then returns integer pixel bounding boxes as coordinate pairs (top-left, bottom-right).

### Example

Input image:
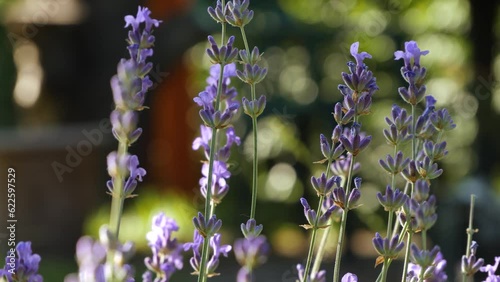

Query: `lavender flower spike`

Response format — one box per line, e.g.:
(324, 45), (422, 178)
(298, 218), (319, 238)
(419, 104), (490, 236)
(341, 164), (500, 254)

(0, 242), (42, 282)
(143, 213), (183, 281)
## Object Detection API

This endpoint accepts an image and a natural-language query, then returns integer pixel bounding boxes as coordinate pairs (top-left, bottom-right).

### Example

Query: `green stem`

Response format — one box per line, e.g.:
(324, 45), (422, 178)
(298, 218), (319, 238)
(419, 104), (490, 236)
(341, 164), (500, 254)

(198, 8), (227, 281)
(109, 141), (128, 238)
(250, 98), (258, 219)
(302, 196), (325, 281)
(312, 177), (345, 274)
(398, 104), (418, 282)
(332, 154), (356, 282)
(240, 27), (250, 56)
(411, 105), (416, 161)
(401, 231), (413, 282)
(422, 229), (427, 250)
(239, 24), (261, 222)
(462, 195), (476, 282)
(380, 260), (389, 282)
(386, 211), (394, 240)
(391, 181), (410, 238)
(238, 26), (259, 220)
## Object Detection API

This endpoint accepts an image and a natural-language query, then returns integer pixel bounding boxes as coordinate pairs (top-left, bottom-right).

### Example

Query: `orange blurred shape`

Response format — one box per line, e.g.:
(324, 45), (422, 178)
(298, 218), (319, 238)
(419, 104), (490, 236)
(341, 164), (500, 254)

(148, 0), (197, 194)
(148, 0), (194, 19)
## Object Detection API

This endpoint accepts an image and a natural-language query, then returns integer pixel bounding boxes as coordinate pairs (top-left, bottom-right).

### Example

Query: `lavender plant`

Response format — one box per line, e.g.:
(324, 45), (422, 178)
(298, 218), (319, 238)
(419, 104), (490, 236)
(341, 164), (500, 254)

(3, 3), (500, 282)
(296, 42), (376, 282)
(191, 1), (270, 281)
(107, 6), (160, 238)
(65, 6), (162, 282)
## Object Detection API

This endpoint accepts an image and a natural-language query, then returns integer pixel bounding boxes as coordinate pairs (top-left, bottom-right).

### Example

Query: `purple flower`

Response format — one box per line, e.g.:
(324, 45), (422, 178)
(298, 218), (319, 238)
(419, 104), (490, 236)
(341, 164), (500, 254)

(207, 0), (227, 23)
(297, 264), (326, 282)
(64, 237), (105, 282)
(200, 161), (231, 204)
(394, 41), (429, 105)
(330, 154), (361, 179)
(1, 242), (42, 282)
(430, 108), (456, 132)
(372, 233), (404, 259)
(300, 198), (337, 228)
(407, 246), (447, 282)
(233, 236), (270, 270)
(241, 219), (263, 238)
(394, 41), (429, 69)
(350, 42), (372, 67)
(106, 152), (146, 197)
(341, 273), (358, 282)
(461, 241), (484, 276)
(184, 231), (232, 277)
(125, 6), (161, 45)
(112, 6), (160, 112)
(206, 36), (239, 65)
(66, 226), (135, 282)
(377, 185), (408, 212)
(236, 63), (267, 85)
(339, 123), (372, 157)
(193, 212), (222, 237)
(226, 0), (254, 27)
(192, 125), (213, 155)
(143, 213), (183, 281)
(196, 62), (240, 129)
(379, 151), (410, 175)
(311, 173), (338, 196)
(480, 257), (500, 282)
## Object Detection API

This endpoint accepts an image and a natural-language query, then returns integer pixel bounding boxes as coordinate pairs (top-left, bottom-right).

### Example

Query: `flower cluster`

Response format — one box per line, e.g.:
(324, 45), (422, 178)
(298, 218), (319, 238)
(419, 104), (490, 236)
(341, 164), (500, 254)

(0, 242), (42, 282)
(143, 213), (183, 281)
(67, 7), (160, 282)
(297, 42), (377, 282)
(64, 226), (135, 282)
(371, 40), (456, 282)
(107, 6), (160, 199)
(461, 241), (484, 277)
(183, 231), (232, 277)
(192, 63), (241, 204)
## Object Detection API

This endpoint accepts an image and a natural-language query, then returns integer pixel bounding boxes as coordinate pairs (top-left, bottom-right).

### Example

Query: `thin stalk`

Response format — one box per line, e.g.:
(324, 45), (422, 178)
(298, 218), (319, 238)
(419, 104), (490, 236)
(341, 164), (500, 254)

(391, 181), (410, 238)
(462, 195), (476, 282)
(332, 155), (356, 282)
(302, 196), (325, 281)
(107, 140), (129, 281)
(422, 229), (427, 250)
(198, 9), (227, 281)
(109, 141), (128, 238)
(239, 26), (258, 220)
(386, 211), (394, 240)
(250, 95), (258, 219)
(312, 177), (346, 274)
(401, 231), (413, 282)
(380, 261), (389, 282)
(240, 27), (250, 55)
(399, 104), (418, 281)
(378, 221), (410, 282)
(411, 105), (417, 161)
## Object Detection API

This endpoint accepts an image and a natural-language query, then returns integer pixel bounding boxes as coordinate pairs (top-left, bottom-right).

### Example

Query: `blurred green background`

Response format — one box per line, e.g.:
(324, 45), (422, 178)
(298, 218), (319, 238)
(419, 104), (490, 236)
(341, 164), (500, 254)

(0, 0), (499, 281)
